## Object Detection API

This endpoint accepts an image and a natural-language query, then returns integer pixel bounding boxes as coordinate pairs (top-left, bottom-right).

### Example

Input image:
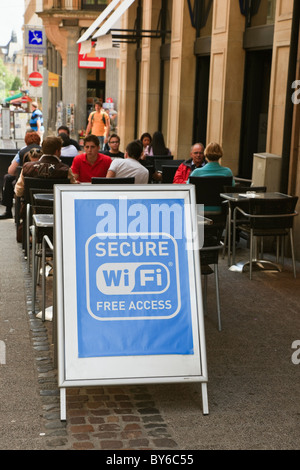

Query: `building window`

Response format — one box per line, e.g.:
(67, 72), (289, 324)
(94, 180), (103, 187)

(242, 0), (277, 28)
(82, 0), (107, 9)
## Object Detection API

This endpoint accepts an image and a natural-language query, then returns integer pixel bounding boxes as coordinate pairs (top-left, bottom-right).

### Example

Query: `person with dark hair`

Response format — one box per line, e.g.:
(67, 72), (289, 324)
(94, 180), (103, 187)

(106, 140), (149, 184)
(71, 134), (112, 183)
(15, 136), (76, 197)
(57, 125), (81, 151)
(59, 132), (79, 157)
(148, 131), (171, 156)
(103, 134), (124, 158)
(140, 132), (152, 157)
(0, 131), (42, 219)
(85, 101), (110, 150)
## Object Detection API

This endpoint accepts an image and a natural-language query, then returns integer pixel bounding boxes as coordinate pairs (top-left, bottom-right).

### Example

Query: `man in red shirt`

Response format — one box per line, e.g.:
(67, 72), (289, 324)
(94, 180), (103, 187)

(71, 134), (112, 182)
(173, 143), (205, 184)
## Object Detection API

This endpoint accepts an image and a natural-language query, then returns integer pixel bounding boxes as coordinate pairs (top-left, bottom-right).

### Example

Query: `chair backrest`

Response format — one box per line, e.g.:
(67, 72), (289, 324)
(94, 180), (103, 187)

(189, 176), (233, 206)
(154, 159), (184, 172)
(249, 196), (298, 230)
(145, 155), (173, 168)
(223, 185), (267, 194)
(91, 177), (135, 184)
(24, 176), (70, 204)
(29, 188), (54, 209)
(161, 165), (179, 183)
(60, 156), (74, 167)
(149, 155), (174, 160)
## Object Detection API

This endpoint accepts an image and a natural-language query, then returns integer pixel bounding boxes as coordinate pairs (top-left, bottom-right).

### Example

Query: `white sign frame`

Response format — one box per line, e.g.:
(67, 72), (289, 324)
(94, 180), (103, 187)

(54, 185), (208, 420)
(24, 26), (46, 55)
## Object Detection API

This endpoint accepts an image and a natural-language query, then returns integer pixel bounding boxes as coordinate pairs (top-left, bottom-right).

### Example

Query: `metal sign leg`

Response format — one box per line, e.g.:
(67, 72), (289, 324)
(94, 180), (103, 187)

(60, 388), (66, 421)
(201, 383), (209, 415)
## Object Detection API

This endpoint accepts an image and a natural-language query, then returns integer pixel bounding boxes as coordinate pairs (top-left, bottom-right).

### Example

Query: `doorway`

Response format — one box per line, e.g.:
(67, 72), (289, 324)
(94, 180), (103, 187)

(238, 49), (272, 178)
(193, 55), (210, 146)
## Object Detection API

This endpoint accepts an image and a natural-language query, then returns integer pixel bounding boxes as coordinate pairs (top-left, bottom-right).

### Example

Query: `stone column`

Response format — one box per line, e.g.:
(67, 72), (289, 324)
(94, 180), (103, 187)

(266, 0), (294, 154)
(62, 27), (87, 139)
(207, 0), (245, 173)
(138, 0), (161, 137)
(118, 4), (138, 146)
(167, 0), (196, 159)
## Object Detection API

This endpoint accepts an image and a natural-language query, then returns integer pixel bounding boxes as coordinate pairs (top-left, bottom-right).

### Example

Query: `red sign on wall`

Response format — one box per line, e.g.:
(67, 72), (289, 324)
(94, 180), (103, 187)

(28, 71), (43, 87)
(78, 43), (106, 69)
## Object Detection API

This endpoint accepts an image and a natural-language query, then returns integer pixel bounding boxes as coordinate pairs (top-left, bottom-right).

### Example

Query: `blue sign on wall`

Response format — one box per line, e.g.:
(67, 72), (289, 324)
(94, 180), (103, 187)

(74, 197), (194, 358)
(24, 26), (46, 56)
(28, 30), (43, 45)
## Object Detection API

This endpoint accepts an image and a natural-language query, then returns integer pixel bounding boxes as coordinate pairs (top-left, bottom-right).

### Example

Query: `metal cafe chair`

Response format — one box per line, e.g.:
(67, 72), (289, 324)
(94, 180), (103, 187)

(91, 177), (135, 184)
(31, 214), (54, 314)
(188, 176), (233, 330)
(41, 235), (54, 322)
(23, 177), (69, 270)
(161, 162), (185, 183)
(222, 185), (267, 264)
(233, 195), (298, 279)
(189, 176), (233, 213)
(154, 158), (184, 172)
(161, 165), (178, 183)
(200, 207), (227, 332)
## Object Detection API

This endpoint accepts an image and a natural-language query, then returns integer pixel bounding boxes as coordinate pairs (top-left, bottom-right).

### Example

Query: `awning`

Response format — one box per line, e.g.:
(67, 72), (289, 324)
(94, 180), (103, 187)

(77, 0), (170, 55)
(77, 0), (135, 44)
(4, 92), (22, 102)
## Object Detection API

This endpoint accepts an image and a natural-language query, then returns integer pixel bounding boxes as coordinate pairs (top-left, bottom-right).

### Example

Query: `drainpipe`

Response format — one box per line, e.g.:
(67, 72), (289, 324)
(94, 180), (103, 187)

(280, 0), (300, 193)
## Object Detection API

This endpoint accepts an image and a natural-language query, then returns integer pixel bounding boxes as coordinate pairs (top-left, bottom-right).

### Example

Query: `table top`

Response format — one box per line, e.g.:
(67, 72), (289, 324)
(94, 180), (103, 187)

(33, 193), (54, 201)
(33, 214), (53, 227)
(220, 191), (292, 202)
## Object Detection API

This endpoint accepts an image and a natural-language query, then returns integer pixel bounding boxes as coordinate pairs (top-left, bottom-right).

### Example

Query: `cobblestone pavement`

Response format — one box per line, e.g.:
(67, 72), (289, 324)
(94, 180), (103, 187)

(25, 270), (180, 451)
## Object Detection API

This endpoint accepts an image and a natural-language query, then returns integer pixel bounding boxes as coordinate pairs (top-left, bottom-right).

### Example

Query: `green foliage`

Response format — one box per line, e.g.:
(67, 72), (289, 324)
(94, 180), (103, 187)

(11, 76), (22, 91)
(0, 57), (17, 101)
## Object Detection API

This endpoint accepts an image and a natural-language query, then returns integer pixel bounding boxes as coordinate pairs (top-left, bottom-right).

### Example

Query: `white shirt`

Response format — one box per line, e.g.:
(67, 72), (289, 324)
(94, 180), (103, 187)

(61, 145), (78, 157)
(108, 157), (149, 184)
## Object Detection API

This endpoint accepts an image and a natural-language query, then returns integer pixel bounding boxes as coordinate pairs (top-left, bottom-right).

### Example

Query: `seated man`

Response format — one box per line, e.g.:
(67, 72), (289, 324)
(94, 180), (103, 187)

(106, 140), (149, 184)
(15, 136), (76, 197)
(71, 134), (112, 183)
(0, 131), (41, 219)
(103, 134), (124, 158)
(173, 142), (205, 184)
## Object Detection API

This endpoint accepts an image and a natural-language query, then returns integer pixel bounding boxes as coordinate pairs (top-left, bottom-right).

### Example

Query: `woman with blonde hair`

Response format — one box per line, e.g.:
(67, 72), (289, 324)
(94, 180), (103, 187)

(189, 142), (234, 179)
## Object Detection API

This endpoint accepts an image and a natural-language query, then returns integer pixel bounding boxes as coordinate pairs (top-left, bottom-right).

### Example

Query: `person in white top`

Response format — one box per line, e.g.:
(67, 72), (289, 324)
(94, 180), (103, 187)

(59, 132), (80, 157)
(106, 140), (149, 184)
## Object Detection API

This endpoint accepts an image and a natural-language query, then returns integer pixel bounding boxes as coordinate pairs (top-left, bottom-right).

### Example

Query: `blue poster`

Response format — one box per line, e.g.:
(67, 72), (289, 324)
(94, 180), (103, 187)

(74, 197), (194, 358)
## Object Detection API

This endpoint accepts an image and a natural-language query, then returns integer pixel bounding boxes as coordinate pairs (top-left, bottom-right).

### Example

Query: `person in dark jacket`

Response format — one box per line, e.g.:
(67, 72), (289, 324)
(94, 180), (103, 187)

(173, 143), (205, 184)
(15, 136), (76, 197)
(0, 131), (41, 219)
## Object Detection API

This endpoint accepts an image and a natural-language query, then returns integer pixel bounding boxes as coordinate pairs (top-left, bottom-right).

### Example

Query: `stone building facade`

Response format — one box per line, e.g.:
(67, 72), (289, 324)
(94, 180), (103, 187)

(28, 0), (300, 259)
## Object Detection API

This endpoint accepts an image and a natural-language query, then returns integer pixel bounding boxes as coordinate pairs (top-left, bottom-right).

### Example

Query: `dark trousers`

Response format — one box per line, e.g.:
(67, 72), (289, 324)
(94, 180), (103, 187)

(1, 174), (16, 210)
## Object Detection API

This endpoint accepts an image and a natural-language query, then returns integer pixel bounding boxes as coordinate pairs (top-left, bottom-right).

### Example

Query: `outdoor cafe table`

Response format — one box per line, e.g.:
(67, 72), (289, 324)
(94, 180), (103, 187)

(220, 191), (293, 271)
